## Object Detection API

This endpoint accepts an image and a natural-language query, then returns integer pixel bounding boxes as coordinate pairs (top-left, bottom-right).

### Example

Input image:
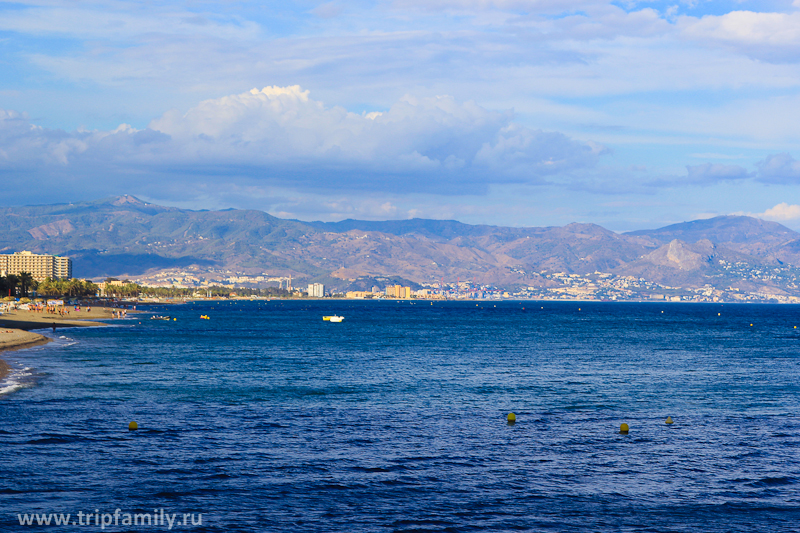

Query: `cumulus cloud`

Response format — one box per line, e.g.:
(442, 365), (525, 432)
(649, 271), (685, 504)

(758, 203), (800, 221)
(755, 153), (800, 183)
(680, 10), (800, 62)
(0, 86), (605, 199)
(145, 86), (604, 192)
(734, 203), (800, 221)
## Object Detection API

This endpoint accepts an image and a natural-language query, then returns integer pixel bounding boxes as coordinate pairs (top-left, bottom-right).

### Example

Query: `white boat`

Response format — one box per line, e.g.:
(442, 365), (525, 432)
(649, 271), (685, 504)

(323, 315), (344, 322)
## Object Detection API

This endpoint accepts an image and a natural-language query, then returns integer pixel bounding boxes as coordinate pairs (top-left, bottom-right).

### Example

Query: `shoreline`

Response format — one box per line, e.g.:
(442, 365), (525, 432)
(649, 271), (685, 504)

(0, 307), (120, 381)
(0, 330), (53, 380)
(0, 306), (120, 331)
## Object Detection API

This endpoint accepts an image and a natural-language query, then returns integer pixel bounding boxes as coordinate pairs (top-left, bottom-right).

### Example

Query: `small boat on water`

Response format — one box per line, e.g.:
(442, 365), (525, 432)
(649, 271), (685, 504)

(200, 315), (210, 320)
(323, 315), (344, 322)
(150, 315), (171, 320)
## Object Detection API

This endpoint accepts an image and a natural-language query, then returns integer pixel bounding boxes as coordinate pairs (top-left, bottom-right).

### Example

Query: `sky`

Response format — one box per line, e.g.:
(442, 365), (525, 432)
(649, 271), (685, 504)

(3, 0), (800, 231)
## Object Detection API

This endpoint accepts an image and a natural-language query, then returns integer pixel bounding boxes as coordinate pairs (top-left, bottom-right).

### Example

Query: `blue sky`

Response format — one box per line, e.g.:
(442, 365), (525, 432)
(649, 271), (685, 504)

(2, 0), (800, 231)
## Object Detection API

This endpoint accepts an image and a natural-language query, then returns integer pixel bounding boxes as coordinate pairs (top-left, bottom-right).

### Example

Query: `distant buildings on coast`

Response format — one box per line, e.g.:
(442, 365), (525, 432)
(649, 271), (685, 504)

(0, 251), (72, 281)
(119, 264), (800, 304)
(307, 283), (324, 297)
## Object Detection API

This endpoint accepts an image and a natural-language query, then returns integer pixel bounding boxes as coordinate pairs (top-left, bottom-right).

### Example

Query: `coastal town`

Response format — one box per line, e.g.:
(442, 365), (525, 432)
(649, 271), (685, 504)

(120, 261), (800, 304)
(4, 250), (800, 304)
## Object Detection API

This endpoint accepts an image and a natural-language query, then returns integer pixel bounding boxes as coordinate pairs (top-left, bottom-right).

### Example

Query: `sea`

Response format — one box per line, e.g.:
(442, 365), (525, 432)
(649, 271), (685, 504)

(1, 300), (799, 532)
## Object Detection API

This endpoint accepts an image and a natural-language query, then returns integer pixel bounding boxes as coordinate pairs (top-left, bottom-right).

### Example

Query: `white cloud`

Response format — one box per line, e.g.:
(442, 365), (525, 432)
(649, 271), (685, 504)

(680, 10), (800, 62)
(682, 11), (800, 47)
(144, 86), (603, 190)
(0, 86), (606, 199)
(759, 202), (800, 220)
(735, 202), (800, 221)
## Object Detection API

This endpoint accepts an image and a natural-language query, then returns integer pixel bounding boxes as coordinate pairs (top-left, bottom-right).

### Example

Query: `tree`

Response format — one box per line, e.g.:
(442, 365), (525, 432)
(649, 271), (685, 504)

(4, 274), (19, 297)
(19, 272), (34, 297)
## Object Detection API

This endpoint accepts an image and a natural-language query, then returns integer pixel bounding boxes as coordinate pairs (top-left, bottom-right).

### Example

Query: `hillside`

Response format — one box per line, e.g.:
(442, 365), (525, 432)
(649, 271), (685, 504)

(2, 196), (800, 298)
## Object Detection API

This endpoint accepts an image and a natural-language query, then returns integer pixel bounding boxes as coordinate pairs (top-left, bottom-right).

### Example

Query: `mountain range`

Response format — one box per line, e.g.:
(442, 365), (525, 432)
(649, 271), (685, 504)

(3, 195), (800, 295)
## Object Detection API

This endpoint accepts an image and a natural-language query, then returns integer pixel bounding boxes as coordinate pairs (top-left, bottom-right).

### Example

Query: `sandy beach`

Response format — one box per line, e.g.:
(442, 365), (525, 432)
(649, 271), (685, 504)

(0, 306), (120, 331)
(0, 329), (52, 353)
(0, 306), (125, 379)
(0, 329), (52, 379)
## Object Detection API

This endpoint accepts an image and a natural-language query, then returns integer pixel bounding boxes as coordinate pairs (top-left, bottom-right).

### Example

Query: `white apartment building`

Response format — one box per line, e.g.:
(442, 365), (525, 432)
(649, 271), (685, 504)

(307, 283), (324, 297)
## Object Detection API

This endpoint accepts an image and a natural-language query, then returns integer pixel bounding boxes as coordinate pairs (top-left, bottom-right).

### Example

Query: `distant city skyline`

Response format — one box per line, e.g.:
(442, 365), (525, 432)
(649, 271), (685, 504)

(2, 1), (800, 231)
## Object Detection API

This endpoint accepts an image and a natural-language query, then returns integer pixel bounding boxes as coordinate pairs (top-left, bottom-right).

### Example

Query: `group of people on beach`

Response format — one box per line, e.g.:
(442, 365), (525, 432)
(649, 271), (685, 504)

(27, 304), (70, 316)
(24, 304), (97, 315)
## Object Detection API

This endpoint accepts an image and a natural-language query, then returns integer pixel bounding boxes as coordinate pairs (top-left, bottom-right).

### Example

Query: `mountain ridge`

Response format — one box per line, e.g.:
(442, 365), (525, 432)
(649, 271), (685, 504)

(3, 196), (800, 297)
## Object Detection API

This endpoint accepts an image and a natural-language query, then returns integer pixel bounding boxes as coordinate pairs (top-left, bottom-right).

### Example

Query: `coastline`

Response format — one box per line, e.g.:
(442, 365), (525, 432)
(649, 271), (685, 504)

(0, 330), (52, 380)
(0, 307), (118, 380)
(0, 306), (117, 331)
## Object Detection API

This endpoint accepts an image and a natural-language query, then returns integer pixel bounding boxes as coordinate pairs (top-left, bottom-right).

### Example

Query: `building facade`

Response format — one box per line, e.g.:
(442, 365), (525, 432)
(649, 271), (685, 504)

(0, 251), (73, 281)
(307, 283), (324, 298)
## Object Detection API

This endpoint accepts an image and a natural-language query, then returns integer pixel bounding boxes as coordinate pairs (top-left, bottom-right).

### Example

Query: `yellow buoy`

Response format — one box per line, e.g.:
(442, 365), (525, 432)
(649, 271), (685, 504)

(173, 318), (176, 321)
(665, 416), (674, 425)
(619, 423), (629, 434)
(507, 413), (516, 424)
(128, 421), (138, 431)
(750, 324), (753, 327)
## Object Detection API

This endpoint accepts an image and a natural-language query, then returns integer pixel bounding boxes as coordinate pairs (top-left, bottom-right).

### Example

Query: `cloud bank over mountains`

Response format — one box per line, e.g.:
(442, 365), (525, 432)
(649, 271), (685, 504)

(1, 86), (605, 197)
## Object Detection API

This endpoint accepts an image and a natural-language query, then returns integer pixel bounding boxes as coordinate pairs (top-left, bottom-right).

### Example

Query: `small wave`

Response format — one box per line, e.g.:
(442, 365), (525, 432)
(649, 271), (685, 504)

(750, 476), (794, 487)
(30, 330), (79, 347)
(0, 381), (27, 396)
(0, 367), (34, 397)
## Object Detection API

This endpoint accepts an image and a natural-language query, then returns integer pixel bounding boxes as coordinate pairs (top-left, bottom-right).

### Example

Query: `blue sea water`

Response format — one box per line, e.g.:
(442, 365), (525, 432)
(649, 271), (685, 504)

(1, 300), (799, 532)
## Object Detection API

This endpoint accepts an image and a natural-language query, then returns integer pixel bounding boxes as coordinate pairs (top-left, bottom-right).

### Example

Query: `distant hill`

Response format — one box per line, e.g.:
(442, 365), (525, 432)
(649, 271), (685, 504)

(626, 215), (798, 245)
(2, 196), (799, 295)
(0, 195), (324, 278)
(305, 218), (500, 240)
(626, 215), (800, 267)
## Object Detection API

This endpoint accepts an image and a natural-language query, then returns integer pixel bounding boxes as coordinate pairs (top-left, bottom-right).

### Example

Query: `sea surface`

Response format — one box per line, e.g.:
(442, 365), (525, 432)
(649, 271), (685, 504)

(1, 300), (799, 532)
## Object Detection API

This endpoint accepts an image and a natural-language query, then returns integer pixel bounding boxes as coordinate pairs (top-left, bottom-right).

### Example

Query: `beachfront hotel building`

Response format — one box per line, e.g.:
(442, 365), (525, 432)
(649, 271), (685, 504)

(0, 251), (73, 281)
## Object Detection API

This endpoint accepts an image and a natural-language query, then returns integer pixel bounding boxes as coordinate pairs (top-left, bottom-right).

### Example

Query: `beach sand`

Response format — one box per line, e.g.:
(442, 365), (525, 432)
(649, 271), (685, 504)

(0, 306), (125, 379)
(0, 306), (119, 331)
(0, 329), (52, 379)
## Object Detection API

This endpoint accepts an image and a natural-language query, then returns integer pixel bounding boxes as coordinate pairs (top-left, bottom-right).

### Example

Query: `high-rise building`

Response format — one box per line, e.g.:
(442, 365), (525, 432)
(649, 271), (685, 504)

(0, 251), (72, 281)
(307, 283), (324, 298)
